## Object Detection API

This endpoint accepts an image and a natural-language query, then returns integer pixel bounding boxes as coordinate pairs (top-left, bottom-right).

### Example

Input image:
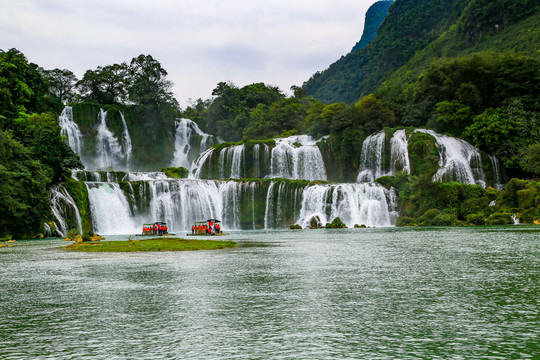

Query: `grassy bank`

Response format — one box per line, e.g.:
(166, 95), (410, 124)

(64, 238), (237, 252)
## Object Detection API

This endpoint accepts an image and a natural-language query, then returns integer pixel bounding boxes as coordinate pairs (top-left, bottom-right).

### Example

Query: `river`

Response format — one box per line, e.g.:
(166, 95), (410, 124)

(1, 226), (539, 359)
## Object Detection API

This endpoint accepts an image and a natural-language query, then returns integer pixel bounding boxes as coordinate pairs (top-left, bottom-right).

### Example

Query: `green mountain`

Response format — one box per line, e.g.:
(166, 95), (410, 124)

(302, 0), (540, 104)
(350, 0), (394, 53)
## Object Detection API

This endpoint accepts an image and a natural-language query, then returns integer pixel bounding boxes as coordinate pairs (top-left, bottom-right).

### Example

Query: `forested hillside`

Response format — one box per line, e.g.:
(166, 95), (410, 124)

(302, 0), (540, 104)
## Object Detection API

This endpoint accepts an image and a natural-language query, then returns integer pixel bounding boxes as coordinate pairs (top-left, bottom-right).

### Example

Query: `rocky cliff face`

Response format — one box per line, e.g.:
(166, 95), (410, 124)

(350, 0), (394, 53)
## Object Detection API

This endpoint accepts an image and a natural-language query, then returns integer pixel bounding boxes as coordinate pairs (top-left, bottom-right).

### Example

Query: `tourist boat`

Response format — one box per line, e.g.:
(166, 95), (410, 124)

(140, 222), (174, 236)
(187, 219), (227, 236)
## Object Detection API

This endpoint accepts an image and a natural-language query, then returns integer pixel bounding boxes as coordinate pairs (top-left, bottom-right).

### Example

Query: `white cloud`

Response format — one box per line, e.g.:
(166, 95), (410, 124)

(0, 0), (378, 105)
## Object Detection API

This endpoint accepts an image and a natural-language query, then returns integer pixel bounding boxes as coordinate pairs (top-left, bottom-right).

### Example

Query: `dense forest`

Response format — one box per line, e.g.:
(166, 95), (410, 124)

(1, 0), (539, 239)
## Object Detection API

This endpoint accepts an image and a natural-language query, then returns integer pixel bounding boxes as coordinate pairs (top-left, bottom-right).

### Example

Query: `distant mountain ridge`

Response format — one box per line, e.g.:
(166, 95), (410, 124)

(351, 0), (394, 53)
(302, 0), (540, 104)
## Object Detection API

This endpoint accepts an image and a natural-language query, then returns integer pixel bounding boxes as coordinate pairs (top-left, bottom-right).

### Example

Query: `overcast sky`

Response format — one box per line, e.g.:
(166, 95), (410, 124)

(1, 0), (379, 106)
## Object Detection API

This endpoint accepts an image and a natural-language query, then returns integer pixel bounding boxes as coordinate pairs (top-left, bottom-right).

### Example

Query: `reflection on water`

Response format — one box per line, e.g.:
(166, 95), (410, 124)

(1, 227), (539, 359)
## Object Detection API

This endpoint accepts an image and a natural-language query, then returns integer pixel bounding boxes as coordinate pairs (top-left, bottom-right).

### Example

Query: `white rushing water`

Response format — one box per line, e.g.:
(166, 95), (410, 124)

(270, 135), (327, 181)
(50, 185), (83, 236)
(58, 106), (82, 156)
(416, 129), (486, 186)
(120, 111), (132, 170)
(357, 131), (387, 182)
(79, 176), (398, 234)
(297, 183), (397, 228)
(95, 109), (126, 170)
(389, 129), (410, 174)
(171, 118), (214, 169)
(356, 129), (498, 187)
(86, 182), (137, 235)
(190, 148), (214, 179)
(61, 107), (132, 171)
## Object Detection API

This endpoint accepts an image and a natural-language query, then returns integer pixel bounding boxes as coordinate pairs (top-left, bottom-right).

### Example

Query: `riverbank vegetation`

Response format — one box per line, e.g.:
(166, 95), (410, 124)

(64, 238), (237, 252)
(378, 174), (540, 226)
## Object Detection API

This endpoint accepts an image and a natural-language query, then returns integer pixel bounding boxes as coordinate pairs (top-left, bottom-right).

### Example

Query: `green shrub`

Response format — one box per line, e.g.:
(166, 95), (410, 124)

(325, 217), (347, 228)
(418, 208), (440, 225)
(517, 187), (539, 209)
(466, 213), (486, 225)
(486, 212), (513, 225)
(520, 208), (540, 224)
(161, 167), (189, 179)
(396, 216), (416, 226)
(432, 213), (457, 226)
(407, 131), (440, 177)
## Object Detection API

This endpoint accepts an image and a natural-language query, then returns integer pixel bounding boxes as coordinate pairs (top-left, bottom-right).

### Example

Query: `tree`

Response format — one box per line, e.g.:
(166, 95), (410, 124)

(354, 94), (395, 134)
(0, 130), (52, 238)
(42, 68), (78, 102)
(77, 63), (130, 104)
(128, 54), (174, 106)
(520, 144), (540, 176)
(0, 48), (42, 121)
(431, 100), (472, 136)
(11, 112), (82, 182)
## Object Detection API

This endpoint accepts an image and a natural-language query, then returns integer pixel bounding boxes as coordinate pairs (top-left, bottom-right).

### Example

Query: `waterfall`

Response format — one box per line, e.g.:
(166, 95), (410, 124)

(512, 214), (520, 224)
(297, 183), (396, 228)
(190, 148), (214, 179)
(416, 129), (485, 186)
(50, 185), (83, 236)
(253, 144), (261, 178)
(264, 181), (276, 229)
(95, 109), (123, 170)
(58, 106), (82, 155)
(87, 182), (137, 235)
(357, 131), (386, 182)
(250, 182), (257, 229)
(389, 129), (410, 174)
(230, 145), (245, 179)
(220, 181), (242, 229)
(76, 174), (399, 234)
(490, 155), (504, 189)
(270, 135), (327, 181)
(120, 111), (132, 170)
(171, 118), (214, 169)
(356, 129), (501, 187)
(214, 145), (245, 179)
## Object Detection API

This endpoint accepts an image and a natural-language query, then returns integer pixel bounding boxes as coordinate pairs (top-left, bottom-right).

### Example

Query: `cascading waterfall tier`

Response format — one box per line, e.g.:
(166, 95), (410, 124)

(95, 109), (130, 170)
(356, 129), (502, 187)
(191, 135), (327, 181)
(76, 175), (398, 235)
(54, 117), (507, 237)
(357, 131), (387, 182)
(50, 185), (83, 237)
(58, 106), (82, 156)
(270, 136), (327, 181)
(297, 183), (397, 228)
(58, 106), (133, 171)
(171, 118), (216, 169)
(416, 129), (486, 186)
(120, 111), (132, 170)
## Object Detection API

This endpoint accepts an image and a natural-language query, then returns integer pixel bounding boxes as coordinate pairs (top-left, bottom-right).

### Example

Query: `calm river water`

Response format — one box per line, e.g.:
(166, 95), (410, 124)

(1, 226), (539, 359)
